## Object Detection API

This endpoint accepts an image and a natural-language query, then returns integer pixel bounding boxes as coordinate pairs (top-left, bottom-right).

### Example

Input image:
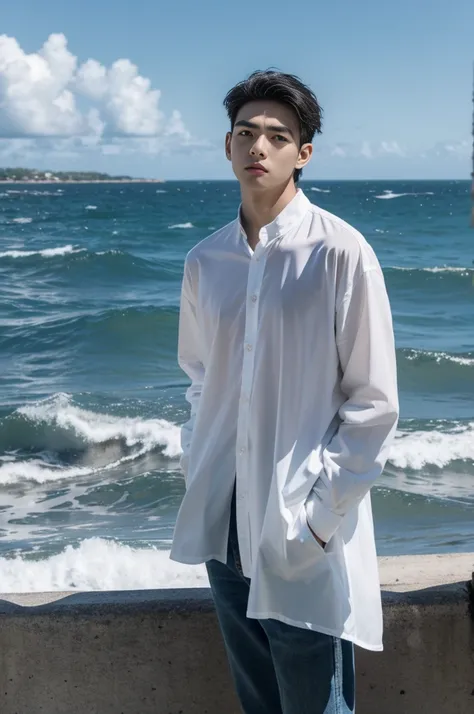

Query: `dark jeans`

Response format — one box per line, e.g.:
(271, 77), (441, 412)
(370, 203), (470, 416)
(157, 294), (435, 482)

(205, 484), (355, 714)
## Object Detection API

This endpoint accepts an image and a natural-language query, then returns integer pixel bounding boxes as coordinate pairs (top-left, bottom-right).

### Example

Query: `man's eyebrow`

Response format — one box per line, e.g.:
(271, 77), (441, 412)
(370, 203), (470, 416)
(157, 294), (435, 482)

(234, 119), (295, 140)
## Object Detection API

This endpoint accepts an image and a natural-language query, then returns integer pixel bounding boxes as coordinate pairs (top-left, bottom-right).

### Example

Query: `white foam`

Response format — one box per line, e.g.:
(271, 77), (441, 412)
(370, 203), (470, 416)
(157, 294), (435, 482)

(85, 205), (97, 210)
(310, 187), (331, 193)
(28, 190), (63, 197)
(389, 423), (474, 470)
(156, 190), (167, 193)
(16, 394), (179, 457)
(404, 350), (474, 367)
(423, 266), (471, 273)
(0, 245), (84, 259)
(168, 222), (194, 229)
(389, 265), (471, 274)
(2, 394), (181, 484)
(12, 217), (33, 224)
(375, 190), (434, 200)
(0, 537), (209, 593)
(376, 192), (408, 200)
(0, 459), (94, 486)
(1, 190), (61, 196)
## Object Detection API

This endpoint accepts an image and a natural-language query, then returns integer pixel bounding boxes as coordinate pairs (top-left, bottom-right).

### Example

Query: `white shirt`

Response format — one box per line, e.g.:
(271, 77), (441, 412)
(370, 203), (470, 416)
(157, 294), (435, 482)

(169, 188), (399, 651)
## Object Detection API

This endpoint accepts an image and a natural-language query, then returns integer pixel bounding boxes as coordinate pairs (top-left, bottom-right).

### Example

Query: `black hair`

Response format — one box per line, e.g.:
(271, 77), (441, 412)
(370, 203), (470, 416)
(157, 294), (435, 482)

(223, 68), (323, 183)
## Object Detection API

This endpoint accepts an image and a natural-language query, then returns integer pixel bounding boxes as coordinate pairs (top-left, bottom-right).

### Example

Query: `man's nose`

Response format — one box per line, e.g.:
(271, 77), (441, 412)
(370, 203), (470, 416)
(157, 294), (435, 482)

(250, 137), (267, 158)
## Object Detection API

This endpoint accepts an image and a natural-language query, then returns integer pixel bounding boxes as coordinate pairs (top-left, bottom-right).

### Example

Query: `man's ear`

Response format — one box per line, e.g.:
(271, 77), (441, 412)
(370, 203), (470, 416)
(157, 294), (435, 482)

(225, 131), (232, 161)
(296, 142), (313, 170)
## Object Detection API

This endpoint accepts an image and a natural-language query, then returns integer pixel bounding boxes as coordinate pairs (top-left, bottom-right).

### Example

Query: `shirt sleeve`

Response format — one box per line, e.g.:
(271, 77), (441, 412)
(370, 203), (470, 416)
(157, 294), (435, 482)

(305, 266), (399, 544)
(177, 261), (205, 477)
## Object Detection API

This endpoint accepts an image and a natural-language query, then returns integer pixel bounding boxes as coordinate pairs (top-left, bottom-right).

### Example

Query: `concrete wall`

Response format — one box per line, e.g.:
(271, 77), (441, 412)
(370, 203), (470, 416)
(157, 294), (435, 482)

(0, 553), (472, 714)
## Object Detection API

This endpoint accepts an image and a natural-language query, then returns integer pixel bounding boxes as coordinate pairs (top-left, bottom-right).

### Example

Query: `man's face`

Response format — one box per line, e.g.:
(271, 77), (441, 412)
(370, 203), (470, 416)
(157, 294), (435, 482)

(225, 99), (312, 190)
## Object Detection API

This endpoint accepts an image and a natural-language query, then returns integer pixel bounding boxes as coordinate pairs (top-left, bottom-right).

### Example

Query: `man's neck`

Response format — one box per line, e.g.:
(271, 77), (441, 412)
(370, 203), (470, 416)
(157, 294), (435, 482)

(240, 182), (298, 251)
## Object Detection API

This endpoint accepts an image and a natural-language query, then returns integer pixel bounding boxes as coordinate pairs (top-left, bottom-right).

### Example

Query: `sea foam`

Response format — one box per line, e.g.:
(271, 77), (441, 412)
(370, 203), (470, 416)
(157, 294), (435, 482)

(0, 537), (208, 593)
(0, 245), (84, 259)
(1, 394), (181, 484)
(389, 423), (474, 470)
(375, 190), (435, 200)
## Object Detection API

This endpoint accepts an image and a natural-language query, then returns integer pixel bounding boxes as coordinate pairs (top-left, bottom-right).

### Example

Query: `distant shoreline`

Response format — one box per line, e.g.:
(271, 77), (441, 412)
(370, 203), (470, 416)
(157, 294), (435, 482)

(0, 180), (165, 185)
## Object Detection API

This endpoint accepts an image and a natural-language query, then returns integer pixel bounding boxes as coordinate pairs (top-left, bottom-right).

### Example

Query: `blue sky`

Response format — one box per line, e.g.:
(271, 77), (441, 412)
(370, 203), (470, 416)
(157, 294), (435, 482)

(1, 0), (473, 180)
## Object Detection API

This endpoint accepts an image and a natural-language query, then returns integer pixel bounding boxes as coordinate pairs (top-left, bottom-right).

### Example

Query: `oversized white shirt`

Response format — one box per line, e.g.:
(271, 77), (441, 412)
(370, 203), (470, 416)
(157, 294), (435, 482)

(169, 188), (399, 651)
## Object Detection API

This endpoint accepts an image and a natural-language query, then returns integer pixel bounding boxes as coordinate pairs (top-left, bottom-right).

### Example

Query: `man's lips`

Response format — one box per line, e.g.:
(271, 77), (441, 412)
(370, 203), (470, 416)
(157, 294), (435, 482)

(246, 164), (268, 173)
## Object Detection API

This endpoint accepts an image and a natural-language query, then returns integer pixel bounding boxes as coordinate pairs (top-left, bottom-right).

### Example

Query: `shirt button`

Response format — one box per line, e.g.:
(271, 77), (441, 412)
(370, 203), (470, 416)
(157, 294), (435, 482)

(239, 447), (246, 454)
(246, 343), (253, 351)
(250, 294), (257, 303)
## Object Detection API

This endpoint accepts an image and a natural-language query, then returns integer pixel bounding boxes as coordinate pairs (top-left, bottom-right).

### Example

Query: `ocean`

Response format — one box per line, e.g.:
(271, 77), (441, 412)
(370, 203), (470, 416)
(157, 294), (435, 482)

(0, 179), (473, 593)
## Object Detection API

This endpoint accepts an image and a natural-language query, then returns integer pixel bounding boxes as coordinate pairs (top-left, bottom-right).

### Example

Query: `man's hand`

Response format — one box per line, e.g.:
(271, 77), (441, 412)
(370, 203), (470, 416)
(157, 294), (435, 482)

(307, 520), (326, 549)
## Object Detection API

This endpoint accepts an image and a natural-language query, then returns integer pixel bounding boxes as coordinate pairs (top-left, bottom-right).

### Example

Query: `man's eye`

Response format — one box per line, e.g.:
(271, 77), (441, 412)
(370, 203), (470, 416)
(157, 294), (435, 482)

(237, 130), (287, 142)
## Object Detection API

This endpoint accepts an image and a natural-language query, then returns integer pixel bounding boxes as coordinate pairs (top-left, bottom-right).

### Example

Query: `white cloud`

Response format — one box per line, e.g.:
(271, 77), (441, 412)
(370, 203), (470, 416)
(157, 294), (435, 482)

(327, 140), (407, 160)
(0, 34), (81, 137)
(75, 58), (108, 101)
(0, 137), (80, 162)
(0, 32), (196, 155)
(441, 140), (470, 157)
(423, 140), (471, 160)
(164, 110), (191, 141)
(379, 140), (404, 156)
(90, 58), (162, 136)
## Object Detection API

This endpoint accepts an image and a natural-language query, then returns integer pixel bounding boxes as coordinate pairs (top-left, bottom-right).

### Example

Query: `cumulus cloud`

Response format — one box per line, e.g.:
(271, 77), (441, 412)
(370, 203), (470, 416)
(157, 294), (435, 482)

(0, 34), (81, 137)
(418, 140), (471, 161)
(438, 140), (470, 157)
(379, 140), (404, 156)
(0, 32), (195, 154)
(75, 57), (163, 136)
(328, 140), (406, 160)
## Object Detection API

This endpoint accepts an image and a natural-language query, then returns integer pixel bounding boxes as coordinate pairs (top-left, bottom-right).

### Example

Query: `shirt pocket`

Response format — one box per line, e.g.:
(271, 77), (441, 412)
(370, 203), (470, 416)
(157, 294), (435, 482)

(259, 500), (331, 582)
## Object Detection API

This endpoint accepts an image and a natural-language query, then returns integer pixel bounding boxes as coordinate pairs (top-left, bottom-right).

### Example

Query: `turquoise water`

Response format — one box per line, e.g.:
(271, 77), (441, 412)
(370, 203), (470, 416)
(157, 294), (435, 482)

(0, 180), (473, 592)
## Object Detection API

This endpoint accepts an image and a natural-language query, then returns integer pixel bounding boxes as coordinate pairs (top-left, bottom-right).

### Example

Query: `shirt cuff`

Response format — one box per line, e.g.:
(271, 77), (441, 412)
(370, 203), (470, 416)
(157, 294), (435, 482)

(304, 490), (343, 544)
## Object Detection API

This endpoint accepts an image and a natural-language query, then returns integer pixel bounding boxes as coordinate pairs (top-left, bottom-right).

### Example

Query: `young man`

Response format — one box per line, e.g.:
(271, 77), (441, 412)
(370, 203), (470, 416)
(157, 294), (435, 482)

(170, 70), (399, 714)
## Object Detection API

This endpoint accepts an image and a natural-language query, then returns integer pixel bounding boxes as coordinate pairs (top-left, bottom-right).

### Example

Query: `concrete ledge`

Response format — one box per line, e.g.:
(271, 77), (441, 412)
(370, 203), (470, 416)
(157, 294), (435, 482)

(0, 554), (472, 714)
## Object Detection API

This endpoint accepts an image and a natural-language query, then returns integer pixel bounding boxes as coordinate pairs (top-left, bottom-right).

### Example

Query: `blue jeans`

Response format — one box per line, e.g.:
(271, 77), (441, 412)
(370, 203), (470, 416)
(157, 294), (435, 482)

(205, 484), (355, 714)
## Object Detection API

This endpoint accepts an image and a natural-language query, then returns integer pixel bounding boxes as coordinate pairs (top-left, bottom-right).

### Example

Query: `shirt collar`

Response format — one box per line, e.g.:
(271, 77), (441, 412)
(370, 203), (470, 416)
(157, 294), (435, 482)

(237, 188), (311, 247)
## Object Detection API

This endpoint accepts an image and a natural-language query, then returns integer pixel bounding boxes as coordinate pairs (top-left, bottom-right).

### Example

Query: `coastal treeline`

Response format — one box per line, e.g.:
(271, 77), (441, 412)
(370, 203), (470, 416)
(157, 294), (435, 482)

(0, 168), (134, 182)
